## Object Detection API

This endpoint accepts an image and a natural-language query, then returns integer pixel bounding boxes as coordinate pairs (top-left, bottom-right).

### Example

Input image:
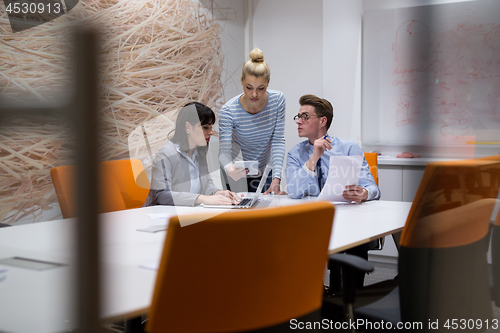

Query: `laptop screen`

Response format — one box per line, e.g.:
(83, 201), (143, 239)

(253, 165), (272, 200)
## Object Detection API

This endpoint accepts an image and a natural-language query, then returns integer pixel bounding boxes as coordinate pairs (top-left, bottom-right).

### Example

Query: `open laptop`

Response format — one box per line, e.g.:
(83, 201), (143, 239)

(202, 165), (272, 209)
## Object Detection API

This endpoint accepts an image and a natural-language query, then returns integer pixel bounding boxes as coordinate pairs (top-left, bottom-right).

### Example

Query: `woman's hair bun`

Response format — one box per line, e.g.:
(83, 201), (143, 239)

(249, 48), (264, 63)
(241, 48), (270, 81)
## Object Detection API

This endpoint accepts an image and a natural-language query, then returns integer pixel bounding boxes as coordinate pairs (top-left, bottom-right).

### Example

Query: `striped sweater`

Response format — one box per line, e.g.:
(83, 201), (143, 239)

(218, 90), (286, 179)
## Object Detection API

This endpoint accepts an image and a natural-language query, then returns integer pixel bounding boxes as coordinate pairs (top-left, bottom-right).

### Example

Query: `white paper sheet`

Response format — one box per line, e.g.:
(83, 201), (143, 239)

(317, 155), (363, 202)
(146, 213), (175, 220)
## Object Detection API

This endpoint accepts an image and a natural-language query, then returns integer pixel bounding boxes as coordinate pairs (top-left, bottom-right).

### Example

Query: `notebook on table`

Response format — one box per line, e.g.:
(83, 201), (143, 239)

(202, 165), (272, 209)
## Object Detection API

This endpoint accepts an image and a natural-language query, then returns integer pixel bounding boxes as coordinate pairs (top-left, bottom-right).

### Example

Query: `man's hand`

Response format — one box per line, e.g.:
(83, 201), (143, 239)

(343, 185), (368, 203)
(263, 178), (287, 195)
(306, 136), (332, 171)
(226, 164), (248, 181)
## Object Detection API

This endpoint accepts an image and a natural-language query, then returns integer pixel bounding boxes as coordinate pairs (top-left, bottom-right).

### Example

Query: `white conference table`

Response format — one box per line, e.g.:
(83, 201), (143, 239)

(0, 197), (411, 333)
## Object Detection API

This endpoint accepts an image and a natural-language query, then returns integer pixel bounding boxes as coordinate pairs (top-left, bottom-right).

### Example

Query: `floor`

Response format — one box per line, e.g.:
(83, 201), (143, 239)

(364, 259), (398, 286)
(363, 259), (500, 333)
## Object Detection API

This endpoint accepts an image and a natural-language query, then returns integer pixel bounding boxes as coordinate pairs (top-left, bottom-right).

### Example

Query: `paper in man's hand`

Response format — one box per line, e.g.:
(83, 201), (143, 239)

(318, 155), (363, 202)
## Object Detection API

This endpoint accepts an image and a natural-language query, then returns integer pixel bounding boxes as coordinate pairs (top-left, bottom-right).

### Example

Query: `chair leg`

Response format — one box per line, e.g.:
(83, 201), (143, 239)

(328, 262), (342, 296)
(125, 317), (143, 333)
(341, 264), (360, 333)
(344, 303), (357, 333)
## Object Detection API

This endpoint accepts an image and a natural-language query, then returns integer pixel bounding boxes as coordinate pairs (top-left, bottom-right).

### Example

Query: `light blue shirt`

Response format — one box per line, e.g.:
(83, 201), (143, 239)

(285, 135), (381, 200)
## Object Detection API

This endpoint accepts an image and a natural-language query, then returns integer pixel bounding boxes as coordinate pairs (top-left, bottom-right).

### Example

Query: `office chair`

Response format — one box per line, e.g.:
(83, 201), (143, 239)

(325, 157), (500, 331)
(364, 152), (383, 251)
(481, 155), (500, 307)
(364, 152), (378, 186)
(492, 204), (500, 307)
(50, 159), (150, 218)
(147, 202), (335, 333)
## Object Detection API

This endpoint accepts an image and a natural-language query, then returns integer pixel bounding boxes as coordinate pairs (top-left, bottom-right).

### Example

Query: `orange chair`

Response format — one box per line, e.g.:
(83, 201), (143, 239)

(394, 160), (498, 324)
(50, 159), (150, 218)
(326, 156), (500, 326)
(147, 202), (335, 333)
(364, 152), (378, 186)
(364, 152), (383, 250)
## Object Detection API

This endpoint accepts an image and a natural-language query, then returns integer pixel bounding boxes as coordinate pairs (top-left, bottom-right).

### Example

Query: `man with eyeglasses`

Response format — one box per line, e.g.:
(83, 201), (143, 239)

(286, 94), (380, 201)
(286, 94), (381, 287)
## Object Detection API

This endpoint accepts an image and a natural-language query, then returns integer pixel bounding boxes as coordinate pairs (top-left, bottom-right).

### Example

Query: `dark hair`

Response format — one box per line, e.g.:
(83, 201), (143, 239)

(169, 102), (216, 151)
(299, 94), (334, 130)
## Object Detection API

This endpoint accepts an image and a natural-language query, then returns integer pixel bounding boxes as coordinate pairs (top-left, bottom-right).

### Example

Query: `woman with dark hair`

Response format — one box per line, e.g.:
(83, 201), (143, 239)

(144, 102), (240, 206)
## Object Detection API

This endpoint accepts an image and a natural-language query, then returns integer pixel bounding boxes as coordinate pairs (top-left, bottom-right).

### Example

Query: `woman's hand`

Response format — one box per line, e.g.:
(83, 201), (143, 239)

(195, 194), (234, 206)
(215, 190), (241, 204)
(263, 178), (287, 195)
(226, 164), (247, 181)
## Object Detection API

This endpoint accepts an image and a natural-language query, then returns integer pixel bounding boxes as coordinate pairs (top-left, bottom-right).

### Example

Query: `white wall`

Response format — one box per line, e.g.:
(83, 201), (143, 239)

(197, 0), (248, 108)
(248, 0), (480, 152)
(199, 0), (246, 187)
(323, 0), (363, 144)
(250, 0), (364, 153)
(322, 0), (476, 146)
(200, 0), (246, 104)
(252, 0), (324, 160)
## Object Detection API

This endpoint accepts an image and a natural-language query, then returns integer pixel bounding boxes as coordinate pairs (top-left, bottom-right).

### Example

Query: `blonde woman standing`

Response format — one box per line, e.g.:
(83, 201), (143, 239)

(218, 48), (286, 194)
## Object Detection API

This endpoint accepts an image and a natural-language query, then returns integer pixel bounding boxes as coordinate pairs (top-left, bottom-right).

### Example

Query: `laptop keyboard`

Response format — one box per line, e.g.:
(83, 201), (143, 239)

(237, 198), (252, 207)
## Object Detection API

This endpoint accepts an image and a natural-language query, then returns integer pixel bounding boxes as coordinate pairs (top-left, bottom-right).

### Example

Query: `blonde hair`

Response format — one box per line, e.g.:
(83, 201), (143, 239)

(241, 48), (271, 82)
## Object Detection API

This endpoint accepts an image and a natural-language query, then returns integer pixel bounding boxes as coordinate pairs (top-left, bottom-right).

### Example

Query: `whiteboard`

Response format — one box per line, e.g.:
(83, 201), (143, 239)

(362, 0), (500, 146)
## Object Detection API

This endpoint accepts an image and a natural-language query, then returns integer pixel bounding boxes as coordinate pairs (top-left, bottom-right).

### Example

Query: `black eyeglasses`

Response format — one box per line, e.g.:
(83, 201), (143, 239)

(293, 113), (322, 121)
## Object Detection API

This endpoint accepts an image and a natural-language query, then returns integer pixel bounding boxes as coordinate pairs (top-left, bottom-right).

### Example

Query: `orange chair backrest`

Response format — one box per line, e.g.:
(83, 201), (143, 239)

(100, 159), (150, 209)
(364, 152), (378, 186)
(401, 157), (500, 248)
(50, 159), (150, 219)
(147, 202), (335, 333)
